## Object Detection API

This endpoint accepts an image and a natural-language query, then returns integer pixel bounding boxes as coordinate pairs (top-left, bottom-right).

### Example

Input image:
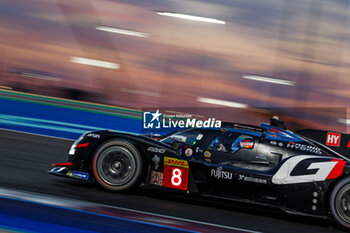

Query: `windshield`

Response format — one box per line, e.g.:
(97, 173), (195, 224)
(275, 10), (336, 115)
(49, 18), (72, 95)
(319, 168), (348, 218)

(209, 133), (255, 153)
(160, 129), (203, 146)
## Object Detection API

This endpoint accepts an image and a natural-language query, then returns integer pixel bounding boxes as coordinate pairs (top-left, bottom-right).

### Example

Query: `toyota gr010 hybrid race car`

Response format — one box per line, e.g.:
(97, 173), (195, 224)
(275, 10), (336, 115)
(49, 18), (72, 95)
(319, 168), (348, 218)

(49, 117), (350, 230)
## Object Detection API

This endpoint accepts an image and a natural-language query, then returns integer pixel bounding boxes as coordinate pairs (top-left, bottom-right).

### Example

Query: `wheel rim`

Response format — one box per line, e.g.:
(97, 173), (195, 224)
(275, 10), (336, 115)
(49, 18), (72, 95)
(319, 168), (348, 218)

(96, 146), (136, 186)
(335, 184), (350, 224)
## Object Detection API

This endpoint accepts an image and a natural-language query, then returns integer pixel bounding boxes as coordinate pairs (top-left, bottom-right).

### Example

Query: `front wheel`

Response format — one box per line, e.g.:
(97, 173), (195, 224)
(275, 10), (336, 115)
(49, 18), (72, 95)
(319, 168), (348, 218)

(330, 176), (350, 230)
(92, 140), (143, 191)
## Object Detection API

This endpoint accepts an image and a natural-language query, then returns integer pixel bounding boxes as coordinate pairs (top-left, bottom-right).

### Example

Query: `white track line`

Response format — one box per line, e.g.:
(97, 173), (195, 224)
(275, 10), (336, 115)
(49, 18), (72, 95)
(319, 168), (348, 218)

(0, 129), (261, 232)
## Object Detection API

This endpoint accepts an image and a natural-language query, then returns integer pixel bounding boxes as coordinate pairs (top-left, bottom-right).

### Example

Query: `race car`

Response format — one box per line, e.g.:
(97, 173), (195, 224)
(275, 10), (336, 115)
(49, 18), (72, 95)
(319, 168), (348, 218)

(49, 117), (350, 230)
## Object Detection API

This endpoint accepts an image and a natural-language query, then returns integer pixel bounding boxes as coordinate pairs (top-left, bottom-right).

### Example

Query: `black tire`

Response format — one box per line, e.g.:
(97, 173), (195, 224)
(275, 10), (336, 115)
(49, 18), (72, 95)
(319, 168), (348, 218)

(330, 176), (350, 230)
(92, 139), (143, 191)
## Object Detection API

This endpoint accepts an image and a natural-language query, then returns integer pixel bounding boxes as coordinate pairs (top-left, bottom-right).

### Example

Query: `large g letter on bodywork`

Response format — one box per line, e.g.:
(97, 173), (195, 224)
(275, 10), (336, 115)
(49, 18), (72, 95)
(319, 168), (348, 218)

(272, 155), (346, 184)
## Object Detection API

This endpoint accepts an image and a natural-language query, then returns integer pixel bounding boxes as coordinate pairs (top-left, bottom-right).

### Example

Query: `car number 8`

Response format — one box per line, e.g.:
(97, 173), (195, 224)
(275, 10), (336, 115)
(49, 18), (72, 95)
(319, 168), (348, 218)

(171, 168), (182, 186)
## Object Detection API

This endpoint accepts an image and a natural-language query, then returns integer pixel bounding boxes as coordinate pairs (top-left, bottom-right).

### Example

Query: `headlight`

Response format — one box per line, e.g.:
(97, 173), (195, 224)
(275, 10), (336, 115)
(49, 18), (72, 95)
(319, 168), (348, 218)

(69, 133), (87, 155)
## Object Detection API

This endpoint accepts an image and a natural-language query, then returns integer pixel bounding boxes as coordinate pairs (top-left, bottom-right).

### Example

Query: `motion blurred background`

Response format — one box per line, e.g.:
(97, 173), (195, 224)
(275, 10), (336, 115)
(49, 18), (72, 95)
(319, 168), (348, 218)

(0, 0), (349, 130)
(0, 2), (349, 232)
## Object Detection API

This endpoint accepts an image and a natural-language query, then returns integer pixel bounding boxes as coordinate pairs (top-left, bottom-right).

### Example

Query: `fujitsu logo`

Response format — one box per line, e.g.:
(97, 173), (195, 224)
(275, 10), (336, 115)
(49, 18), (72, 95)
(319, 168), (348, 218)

(211, 166), (233, 180)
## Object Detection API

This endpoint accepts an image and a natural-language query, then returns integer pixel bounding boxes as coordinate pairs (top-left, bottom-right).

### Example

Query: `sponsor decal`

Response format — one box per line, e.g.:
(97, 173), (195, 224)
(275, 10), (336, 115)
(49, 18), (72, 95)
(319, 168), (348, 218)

(239, 139), (254, 149)
(270, 141), (277, 145)
(238, 175), (267, 184)
(221, 128), (228, 132)
(327, 159), (347, 179)
(150, 171), (163, 186)
(152, 155), (160, 170)
(185, 148), (193, 157)
(66, 171), (89, 180)
(143, 109), (221, 130)
(286, 142), (322, 154)
(196, 134), (203, 140)
(278, 142), (283, 147)
(211, 166), (233, 180)
(147, 147), (166, 153)
(163, 157), (189, 190)
(272, 155), (346, 184)
(269, 128), (281, 133)
(86, 133), (100, 139)
(204, 151), (211, 158)
(164, 157), (189, 168)
(326, 132), (341, 147)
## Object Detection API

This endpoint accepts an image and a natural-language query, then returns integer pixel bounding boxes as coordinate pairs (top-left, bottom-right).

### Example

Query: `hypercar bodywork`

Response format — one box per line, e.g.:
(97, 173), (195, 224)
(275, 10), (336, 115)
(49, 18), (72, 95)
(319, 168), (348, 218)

(49, 119), (350, 229)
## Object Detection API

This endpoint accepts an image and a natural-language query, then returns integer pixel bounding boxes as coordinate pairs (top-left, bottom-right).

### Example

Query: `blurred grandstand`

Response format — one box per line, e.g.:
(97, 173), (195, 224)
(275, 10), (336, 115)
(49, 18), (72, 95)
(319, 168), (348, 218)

(0, 0), (349, 131)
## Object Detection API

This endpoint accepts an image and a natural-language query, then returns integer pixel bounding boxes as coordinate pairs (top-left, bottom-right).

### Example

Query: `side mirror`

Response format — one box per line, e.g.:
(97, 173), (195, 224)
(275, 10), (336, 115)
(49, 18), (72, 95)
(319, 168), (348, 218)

(170, 135), (186, 151)
(172, 140), (179, 151)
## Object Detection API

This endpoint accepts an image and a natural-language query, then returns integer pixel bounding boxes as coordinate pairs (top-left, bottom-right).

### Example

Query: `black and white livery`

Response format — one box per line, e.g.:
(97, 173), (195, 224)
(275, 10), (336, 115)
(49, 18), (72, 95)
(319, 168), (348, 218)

(49, 118), (350, 230)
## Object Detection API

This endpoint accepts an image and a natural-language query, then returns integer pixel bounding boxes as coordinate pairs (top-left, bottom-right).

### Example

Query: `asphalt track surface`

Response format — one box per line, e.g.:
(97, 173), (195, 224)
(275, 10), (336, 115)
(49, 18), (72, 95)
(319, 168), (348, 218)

(0, 129), (344, 233)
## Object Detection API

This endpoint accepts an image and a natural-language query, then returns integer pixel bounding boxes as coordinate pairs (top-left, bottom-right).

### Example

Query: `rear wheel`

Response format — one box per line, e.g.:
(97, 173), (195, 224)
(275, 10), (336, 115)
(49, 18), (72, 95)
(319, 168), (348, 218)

(330, 177), (350, 230)
(92, 140), (143, 191)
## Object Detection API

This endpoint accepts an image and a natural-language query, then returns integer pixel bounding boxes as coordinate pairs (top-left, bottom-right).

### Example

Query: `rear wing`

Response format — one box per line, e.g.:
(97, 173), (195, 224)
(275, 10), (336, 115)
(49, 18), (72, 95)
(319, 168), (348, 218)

(296, 129), (350, 160)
